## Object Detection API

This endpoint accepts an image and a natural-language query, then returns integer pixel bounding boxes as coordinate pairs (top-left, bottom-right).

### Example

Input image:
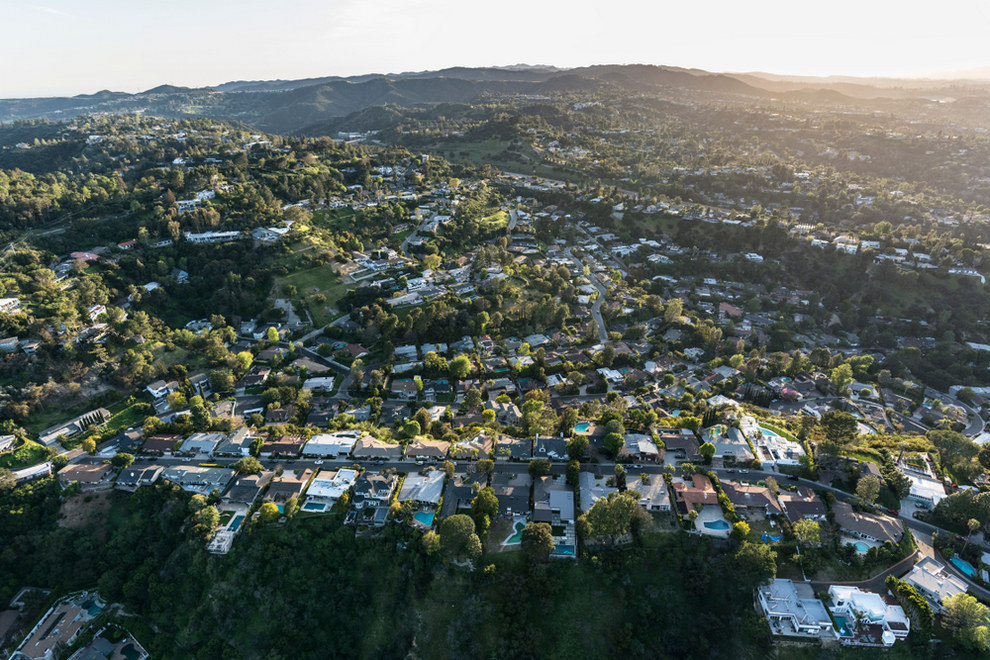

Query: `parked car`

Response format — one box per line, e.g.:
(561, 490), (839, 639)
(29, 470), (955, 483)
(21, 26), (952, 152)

(912, 511), (925, 520)
(631, 464), (643, 470)
(314, 459), (324, 465)
(785, 475), (799, 482)
(725, 469), (736, 474)
(738, 469), (749, 474)
(886, 509), (898, 516)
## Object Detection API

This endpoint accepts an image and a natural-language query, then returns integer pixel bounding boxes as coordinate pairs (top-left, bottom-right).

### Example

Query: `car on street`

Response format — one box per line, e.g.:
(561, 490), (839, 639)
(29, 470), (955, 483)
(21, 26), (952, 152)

(738, 469), (748, 474)
(314, 459), (324, 465)
(785, 475), (799, 481)
(631, 464), (643, 469)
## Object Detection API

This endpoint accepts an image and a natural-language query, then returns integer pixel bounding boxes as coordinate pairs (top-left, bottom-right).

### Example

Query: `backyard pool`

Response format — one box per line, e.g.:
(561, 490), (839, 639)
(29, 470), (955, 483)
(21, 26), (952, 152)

(951, 557), (977, 577)
(414, 511), (435, 527)
(229, 515), (245, 532)
(575, 422), (592, 434)
(303, 502), (325, 511)
(833, 614), (852, 637)
(703, 520), (731, 531)
(504, 521), (526, 545)
(759, 426), (782, 438)
(851, 541), (870, 553)
(552, 545), (576, 556)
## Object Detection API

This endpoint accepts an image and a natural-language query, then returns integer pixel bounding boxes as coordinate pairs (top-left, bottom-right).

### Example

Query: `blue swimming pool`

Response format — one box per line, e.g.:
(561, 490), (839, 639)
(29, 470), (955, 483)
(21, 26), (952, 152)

(414, 511), (435, 527)
(851, 541), (870, 553)
(834, 614), (852, 637)
(951, 557), (977, 577)
(759, 426), (782, 438)
(229, 515), (245, 532)
(552, 545), (576, 556)
(303, 502), (324, 511)
(575, 422), (591, 433)
(704, 520), (731, 530)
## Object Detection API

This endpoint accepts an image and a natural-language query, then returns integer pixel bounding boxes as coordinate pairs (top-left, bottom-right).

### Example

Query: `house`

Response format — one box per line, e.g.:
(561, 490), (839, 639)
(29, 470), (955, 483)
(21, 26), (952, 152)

(302, 376), (336, 393)
(622, 433), (662, 463)
(533, 435), (569, 461)
(304, 430), (364, 457)
(494, 435), (532, 461)
(306, 468), (359, 507)
(161, 466), (235, 494)
(352, 472), (397, 509)
(757, 579), (834, 637)
(578, 472), (618, 512)
(224, 471), (274, 505)
(404, 438), (449, 461)
(116, 465), (164, 491)
(57, 463), (111, 490)
(260, 435), (305, 458)
(213, 427), (253, 457)
(181, 432), (224, 455)
(266, 469), (313, 504)
(390, 378), (419, 400)
(351, 437), (403, 460)
(0, 434), (15, 453)
(0, 337), (17, 352)
(235, 366), (271, 394)
(707, 427), (755, 463)
(901, 557), (967, 613)
(343, 343), (369, 359)
(490, 472), (531, 517)
(533, 475), (575, 523)
(721, 480), (782, 516)
(140, 434), (182, 455)
(145, 380), (172, 398)
(397, 470), (445, 505)
(828, 585), (910, 647)
(778, 487), (826, 523)
(486, 401), (522, 425)
(658, 431), (701, 461)
(450, 432), (493, 460)
(832, 502), (903, 545)
(38, 408), (111, 446)
(628, 475), (671, 511)
(672, 474), (719, 514)
(12, 462), (52, 484)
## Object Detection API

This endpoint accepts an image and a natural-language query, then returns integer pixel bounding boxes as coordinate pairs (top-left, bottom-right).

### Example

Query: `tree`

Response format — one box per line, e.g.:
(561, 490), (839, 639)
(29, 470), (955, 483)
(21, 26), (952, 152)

(0, 468), (14, 492)
(232, 456), (264, 474)
(482, 409), (496, 426)
(266, 326), (280, 343)
(464, 387), (482, 410)
(964, 517), (981, 552)
(449, 355), (472, 380)
(110, 452), (135, 469)
(476, 459), (494, 476)
(664, 298), (683, 324)
(731, 520), (751, 541)
(603, 432), (624, 458)
(470, 487), (499, 534)
(528, 459), (551, 478)
(441, 460), (455, 479)
(733, 542), (777, 585)
(521, 522), (555, 562)
(81, 438), (96, 454)
(699, 442), (716, 464)
(285, 496), (300, 518)
(820, 410), (858, 445)
(210, 369), (235, 393)
(793, 518), (821, 547)
(830, 363), (854, 394)
(942, 593), (990, 650)
(566, 435), (588, 460)
(438, 514), (482, 561)
(856, 474), (881, 505)
(566, 460), (581, 486)
(583, 491), (641, 544)
(258, 502), (281, 524)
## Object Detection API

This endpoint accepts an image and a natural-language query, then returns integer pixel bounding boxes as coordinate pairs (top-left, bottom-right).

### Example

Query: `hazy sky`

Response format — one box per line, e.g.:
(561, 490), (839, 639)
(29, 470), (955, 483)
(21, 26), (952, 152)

(2, 0), (989, 97)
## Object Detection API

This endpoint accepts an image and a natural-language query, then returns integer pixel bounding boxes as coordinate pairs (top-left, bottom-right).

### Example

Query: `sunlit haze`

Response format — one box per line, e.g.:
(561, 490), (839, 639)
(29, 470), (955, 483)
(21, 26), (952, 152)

(3, 0), (989, 97)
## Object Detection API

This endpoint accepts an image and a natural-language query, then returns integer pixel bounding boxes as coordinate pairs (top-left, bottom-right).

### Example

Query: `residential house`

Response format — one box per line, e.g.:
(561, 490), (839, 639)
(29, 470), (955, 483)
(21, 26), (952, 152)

(389, 378), (419, 400)
(352, 472), (397, 509)
(622, 433), (662, 463)
(351, 437), (403, 460)
(116, 465), (164, 491)
(140, 434), (182, 456)
(578, 472), (618, 512)
(260, 435), (305, 458)
(56, 463), (112, 490)
(533, 435), (569, 462)
(628, 475), (671, 511)
(901, 557), (967, 613)
(721, 480), (782, 516)
(757, 579), (834, 637)
(181, 432), (224, 456)
(213, 427), (253, 457)
(494, 435), (532, 461)
(672, 474), (719, 515)
(304, 430), (364, 457)
(161, 466), (235, 494)
(658, 430), (701, 461)
(486, 401), (522, 425)
(306, 468), (358, 507)
(490, 472), (531, 517)
(224, 471), (274, 505)
(397, 471), (445, 505)
(828, 585), (910, 647)
(38, 408), (111, 446)
(266, 469), (313, 504)
(404, 438), (449, 461)
(450, 432), (493, 460)
(832, 502), (904, 545)
(778, 487), (826, 523)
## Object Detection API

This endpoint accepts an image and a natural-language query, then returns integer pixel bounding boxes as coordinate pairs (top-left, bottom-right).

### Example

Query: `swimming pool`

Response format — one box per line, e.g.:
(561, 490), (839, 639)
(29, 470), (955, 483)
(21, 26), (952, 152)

(503, 521), (526, 545)
(851, 541), (870, 553)
(704, 520), (731, 530)
(951, 557), (977, 577)
(759, 426), (782, 438)
(414, 511), (435, 527)
(575, 422), (591, 433)
(833, 614), (852, 637)
(303, 502), (325, 511)
(552, 545), (576, 556)
(229, 515), (245, 532)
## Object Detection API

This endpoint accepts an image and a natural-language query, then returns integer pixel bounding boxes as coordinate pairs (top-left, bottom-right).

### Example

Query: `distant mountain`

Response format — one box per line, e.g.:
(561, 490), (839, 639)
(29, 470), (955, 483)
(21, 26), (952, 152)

(2, 64), (988, 134)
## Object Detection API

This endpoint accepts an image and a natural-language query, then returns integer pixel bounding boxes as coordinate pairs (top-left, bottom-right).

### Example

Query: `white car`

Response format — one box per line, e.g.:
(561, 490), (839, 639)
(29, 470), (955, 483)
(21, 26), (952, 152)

(314, 459), (324, 465)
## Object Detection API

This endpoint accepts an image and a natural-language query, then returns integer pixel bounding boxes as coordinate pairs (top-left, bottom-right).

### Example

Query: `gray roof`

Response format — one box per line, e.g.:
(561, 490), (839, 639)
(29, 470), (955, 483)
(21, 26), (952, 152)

(398, 471), (445, 504)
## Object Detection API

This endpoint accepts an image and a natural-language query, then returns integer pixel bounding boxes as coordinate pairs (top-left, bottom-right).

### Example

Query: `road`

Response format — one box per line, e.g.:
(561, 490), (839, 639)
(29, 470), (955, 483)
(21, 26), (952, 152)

(508, 208), (518, 230)
(566, 247), (609, 343)
(400, 226), (418, 258)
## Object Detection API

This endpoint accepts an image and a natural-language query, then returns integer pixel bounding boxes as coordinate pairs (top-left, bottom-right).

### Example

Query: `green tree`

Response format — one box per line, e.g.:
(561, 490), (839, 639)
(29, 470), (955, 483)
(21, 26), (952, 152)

(830, 363), (854, 394)
(583, 491), (640, 544)
(942, 593), (990, 650)
(566, 435), (588, 460)
(476, 459), (494, 475)
(110, 452), (135, 469)
(285, 496), (300, 518)
(81, 438), (96, 454)
(258, 502), (281, 524)
(603, 432), (624, 458)
(470, 487), (499, 534)
(856, 474), (882, 505)
(210, 368), (235, 393)
(0, 468), (15, 491)
(232, 456), (264, 474)
(266, 326), (280, 343)
(820, 410), (858, 445)
(438, 514), (482, 561)
(733, 541), (777, 585)
(566, 460), (581, 486)
(521, 522), (555, 562)
(528, 459), (551, 478)
(699, 442), (716, 464)
(464, 387), (483, 410)
(731, 520), (751, 541)
(449, 355), (472, 380)
(793, 518), (821, 547)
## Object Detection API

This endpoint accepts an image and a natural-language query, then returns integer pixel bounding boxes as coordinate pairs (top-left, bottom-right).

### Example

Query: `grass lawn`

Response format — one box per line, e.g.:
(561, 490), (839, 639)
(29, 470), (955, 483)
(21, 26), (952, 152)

(279, 263), (351, 327)
(0, 439), (51, 469)
(103, 404), (147, 437)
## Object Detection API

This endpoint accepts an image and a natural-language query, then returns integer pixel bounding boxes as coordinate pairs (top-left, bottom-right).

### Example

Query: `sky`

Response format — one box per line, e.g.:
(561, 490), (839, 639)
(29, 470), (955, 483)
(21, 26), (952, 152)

(2, 0), (989, 98)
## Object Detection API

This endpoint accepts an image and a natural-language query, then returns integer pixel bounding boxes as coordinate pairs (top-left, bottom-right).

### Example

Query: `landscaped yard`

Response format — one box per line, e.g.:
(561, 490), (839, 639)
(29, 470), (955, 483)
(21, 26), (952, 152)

(0, 439), (51, 469)
(278, 264), (351, 327)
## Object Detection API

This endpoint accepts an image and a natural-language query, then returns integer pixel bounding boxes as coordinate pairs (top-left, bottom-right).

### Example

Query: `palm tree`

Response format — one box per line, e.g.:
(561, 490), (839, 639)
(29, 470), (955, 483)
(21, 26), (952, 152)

(963, 518), (980, 553)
